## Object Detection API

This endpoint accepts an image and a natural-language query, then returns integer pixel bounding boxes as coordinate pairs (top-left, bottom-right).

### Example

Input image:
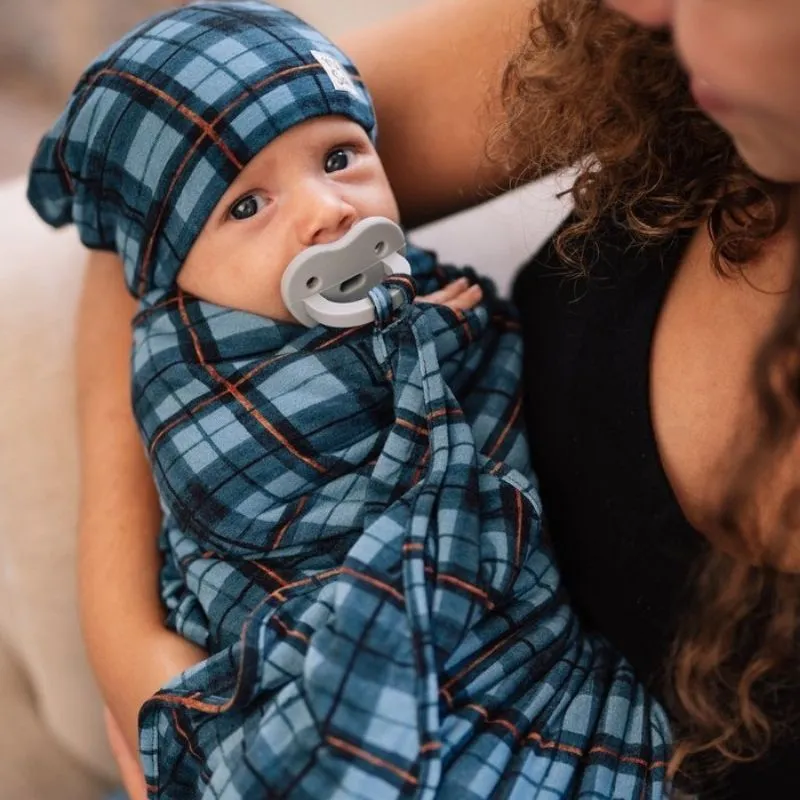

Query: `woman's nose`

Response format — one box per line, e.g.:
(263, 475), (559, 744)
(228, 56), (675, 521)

(295, 182), (358, 246)
(604, 0), (674, 28)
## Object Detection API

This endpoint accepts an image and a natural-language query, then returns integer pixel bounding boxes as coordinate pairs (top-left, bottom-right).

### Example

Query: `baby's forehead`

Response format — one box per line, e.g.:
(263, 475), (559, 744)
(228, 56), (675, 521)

(224, 116), (369, 182)
(252, 115), (366, 154)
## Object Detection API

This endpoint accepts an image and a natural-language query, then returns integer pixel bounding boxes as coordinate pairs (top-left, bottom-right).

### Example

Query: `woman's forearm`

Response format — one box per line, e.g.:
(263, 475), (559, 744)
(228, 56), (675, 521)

(76, 251), (203, 752)
(340, 0), (537, 226)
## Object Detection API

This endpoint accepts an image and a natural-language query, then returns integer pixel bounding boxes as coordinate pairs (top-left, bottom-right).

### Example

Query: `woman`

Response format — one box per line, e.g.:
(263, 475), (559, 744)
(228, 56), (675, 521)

(81, 0), (799, 796)
(600, 0), (800, 788)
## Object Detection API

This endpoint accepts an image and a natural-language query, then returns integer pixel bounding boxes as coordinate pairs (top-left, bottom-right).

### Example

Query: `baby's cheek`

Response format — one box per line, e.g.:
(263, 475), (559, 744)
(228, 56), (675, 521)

(179, 251), (293, 320)
(249, 261), (294, 321)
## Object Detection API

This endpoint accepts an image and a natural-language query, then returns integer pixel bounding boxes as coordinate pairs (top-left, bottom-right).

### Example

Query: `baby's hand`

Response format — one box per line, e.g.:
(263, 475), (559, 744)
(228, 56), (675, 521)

(416, 277), (482, 311)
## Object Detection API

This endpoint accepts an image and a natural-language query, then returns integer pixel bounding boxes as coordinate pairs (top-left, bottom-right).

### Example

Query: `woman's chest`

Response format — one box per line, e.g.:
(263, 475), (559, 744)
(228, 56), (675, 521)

(512, 223), (790, 681)
(650, 227), (791, 540)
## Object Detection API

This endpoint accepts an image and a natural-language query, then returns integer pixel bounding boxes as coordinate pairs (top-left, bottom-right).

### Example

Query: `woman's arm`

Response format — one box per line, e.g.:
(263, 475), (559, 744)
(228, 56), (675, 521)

(341, 0), (537, 226)
(76, 251), (205, 753)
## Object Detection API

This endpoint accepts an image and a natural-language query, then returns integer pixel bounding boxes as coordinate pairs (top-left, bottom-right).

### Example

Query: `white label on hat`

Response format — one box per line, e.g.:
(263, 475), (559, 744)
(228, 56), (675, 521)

(311, 50), (361, 99)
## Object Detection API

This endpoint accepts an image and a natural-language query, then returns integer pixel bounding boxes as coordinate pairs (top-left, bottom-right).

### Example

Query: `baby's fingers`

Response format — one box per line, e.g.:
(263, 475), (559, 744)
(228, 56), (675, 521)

(442, 283), (482, 311)
(417, 277), (483, 311)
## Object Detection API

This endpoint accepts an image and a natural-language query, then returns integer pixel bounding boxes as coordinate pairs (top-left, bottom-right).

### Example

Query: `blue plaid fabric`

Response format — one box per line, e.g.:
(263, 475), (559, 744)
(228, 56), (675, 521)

(131, 250), (672, 799)
(27, 1), (375, 297)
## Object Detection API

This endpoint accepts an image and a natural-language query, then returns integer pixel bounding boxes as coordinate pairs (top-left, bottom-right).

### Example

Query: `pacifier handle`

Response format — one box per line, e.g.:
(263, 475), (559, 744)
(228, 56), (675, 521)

(281, 217), (411, 328)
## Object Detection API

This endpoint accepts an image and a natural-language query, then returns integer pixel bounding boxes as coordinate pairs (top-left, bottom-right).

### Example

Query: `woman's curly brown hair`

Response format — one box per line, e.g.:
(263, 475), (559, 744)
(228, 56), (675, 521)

(489, 0), (799, 788)
(490, 0), (791, 275)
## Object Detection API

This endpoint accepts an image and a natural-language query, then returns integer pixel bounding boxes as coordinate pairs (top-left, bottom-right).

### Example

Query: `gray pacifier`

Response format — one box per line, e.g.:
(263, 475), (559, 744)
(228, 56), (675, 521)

(281, 217), (411, 328)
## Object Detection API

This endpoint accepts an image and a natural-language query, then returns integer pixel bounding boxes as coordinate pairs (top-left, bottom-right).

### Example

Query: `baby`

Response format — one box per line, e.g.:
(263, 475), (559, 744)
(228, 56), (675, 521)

(28, 3), (671, 799)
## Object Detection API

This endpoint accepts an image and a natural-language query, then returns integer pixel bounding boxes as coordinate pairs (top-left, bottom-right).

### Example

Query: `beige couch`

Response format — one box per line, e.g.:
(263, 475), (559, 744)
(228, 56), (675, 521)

(0, 171), (570, 797)
(0, 177), (116, 799)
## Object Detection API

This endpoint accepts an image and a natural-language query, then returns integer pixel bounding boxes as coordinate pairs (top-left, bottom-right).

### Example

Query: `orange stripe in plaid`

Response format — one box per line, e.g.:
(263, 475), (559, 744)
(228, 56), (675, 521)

(253, 563), (289, 587)
(440, 630), (518, 696)
(412, 448), (430, 484)
(489, 460), (506, 476)
(149, 392), (218, 455)
(316, 327), (361, 350)
(465, 703), (522, 738)
(133, 294), (181, 325)
(396, 417), (429, 437)
(147, 347), (296, 456)
(430, 407), (463, 421)
(272, 496), (308, 550)
(271, 613), (310, 645)
(525, 729), (584, 758)
(137, 133), (216, 296)
(424, 567), (493, 608)
(271, 566), (343, 602)
(340, 566), (404, 604)
(395, 407), (464, 450)
(155, 692), (229, 715)
(177, 289), (207, 363)
(452, 308), (473, 344)
(326, 736), (419, 786)
(486, 395), (523, 460)
(464, 703), (668, 771)
(585, 746), (668, 772)
(171, 708), (204, 764)
(271, 564), (403, 605)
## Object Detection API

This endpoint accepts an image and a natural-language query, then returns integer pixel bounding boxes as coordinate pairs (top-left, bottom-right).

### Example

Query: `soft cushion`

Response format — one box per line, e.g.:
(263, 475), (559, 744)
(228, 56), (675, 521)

(0, 176), (115, 796)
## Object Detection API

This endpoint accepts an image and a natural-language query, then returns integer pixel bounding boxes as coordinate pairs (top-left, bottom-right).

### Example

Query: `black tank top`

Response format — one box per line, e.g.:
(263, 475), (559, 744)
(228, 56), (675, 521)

(512, 216), (797, 798)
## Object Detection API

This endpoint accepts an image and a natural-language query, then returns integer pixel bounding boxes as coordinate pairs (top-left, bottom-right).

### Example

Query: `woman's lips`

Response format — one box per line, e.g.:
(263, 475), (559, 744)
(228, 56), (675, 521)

(690, 77), (734, 115)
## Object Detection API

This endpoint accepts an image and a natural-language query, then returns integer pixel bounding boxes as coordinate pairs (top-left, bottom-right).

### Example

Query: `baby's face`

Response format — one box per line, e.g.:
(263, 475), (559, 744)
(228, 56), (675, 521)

(178, 116), (400, 320)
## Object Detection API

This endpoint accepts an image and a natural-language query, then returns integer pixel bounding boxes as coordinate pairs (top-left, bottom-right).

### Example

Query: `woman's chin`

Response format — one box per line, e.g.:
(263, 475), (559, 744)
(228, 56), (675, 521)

(732, 128), (800, 185)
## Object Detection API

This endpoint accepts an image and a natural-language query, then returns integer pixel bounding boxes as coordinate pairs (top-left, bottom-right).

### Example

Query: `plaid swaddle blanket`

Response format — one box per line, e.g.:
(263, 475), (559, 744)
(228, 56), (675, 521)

(133, 250), (672, 799)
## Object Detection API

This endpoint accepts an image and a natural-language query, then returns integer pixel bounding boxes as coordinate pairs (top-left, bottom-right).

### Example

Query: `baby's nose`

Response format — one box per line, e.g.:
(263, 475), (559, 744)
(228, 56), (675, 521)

(299, 187), (358, 246)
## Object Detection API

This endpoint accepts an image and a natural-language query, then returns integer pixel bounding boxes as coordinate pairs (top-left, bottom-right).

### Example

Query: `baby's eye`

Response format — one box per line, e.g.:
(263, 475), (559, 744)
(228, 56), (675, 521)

(229, 193), (268, 221)
(324, 147), (355, 174)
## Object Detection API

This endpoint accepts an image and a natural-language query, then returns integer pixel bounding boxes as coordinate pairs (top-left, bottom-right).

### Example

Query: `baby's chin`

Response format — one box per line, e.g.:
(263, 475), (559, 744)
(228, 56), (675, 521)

(179, 285), (298, 323)
(266, 304), (299, 324)
(237, 299), (297, 322)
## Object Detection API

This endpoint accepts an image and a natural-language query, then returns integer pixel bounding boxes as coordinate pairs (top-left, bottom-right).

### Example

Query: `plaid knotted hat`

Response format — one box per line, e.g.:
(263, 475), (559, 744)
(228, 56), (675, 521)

(27, 1), (377, 297)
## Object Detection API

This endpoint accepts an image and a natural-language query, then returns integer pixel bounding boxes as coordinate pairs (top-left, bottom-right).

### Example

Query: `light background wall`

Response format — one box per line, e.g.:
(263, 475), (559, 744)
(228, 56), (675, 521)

(0, 1), (426, 98)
